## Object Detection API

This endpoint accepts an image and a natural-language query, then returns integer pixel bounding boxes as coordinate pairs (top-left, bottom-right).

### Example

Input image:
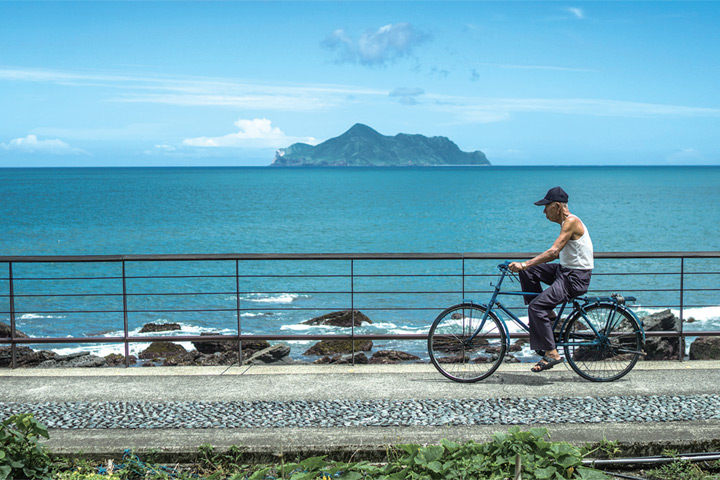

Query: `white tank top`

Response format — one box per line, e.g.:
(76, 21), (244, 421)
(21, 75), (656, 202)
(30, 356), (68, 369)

(560, 215), (594, 270)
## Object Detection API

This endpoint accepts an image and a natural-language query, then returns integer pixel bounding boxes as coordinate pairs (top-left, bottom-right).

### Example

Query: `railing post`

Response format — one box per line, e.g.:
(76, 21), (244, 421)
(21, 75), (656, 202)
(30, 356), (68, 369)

(679, 257), (685, 361)
(351, 259), (355, 366)
(236, 260), (242, 366)
(9, 262), (16, 369)
(122, 260), (129, 367)
(462, 255), (465, 301)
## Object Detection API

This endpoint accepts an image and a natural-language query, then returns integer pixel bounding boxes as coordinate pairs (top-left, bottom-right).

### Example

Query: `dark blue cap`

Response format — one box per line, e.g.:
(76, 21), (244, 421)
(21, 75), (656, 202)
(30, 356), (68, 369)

(534, 186), (568, 205)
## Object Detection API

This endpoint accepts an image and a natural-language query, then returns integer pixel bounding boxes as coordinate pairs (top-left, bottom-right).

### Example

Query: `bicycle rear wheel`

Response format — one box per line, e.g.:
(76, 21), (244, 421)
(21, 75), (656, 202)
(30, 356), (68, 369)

(428, 303), (507, 383)
(562, 303), (643, 382)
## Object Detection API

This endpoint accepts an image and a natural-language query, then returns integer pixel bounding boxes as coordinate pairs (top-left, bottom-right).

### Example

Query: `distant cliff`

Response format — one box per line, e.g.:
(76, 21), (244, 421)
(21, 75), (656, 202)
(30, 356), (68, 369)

(271, 124), (490, 167)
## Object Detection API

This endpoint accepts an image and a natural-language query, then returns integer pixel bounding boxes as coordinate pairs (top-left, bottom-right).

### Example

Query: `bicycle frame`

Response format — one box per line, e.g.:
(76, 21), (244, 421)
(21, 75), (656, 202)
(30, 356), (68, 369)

(467, 263), (645, 350)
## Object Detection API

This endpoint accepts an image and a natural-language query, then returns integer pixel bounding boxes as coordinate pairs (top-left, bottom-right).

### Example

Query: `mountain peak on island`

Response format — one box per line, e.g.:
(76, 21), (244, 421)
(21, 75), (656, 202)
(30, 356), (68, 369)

(344, 123), (380, 136)
(272, 124), (489, 167)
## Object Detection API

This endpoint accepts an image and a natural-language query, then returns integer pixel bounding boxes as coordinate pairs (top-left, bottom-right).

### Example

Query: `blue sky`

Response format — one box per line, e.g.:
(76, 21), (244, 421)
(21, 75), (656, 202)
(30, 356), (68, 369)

(1, 1), (720, 166)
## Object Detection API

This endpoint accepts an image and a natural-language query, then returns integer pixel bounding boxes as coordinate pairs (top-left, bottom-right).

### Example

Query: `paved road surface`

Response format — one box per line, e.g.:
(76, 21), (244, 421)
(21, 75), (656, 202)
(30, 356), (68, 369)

(2, 361), (720, 461)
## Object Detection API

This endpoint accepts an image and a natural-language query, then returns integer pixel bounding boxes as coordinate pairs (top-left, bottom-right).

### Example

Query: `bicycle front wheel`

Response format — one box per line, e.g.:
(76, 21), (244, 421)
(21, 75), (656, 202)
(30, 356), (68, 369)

(428, 303), (507, 383)
(562, 303), (643, 382)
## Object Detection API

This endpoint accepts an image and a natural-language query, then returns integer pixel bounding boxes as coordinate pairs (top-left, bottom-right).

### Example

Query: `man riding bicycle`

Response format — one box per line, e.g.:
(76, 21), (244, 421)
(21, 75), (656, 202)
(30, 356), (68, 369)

(508, 186), (594, 373)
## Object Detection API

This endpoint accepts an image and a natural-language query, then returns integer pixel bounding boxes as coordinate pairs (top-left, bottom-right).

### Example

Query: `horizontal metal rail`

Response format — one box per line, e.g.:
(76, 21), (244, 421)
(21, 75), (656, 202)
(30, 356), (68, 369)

(1, 251), (719, 368)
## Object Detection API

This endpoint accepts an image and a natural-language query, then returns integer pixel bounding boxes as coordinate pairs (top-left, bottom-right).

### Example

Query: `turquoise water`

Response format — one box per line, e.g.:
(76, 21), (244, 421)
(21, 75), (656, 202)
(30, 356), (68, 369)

(2, 166), (719, 255)
(1, 166), (719, 361)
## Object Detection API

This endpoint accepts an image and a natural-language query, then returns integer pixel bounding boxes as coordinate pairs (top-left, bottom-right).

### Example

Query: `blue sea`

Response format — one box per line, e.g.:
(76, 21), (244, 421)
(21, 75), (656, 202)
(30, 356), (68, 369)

(1, 166), (719, 362)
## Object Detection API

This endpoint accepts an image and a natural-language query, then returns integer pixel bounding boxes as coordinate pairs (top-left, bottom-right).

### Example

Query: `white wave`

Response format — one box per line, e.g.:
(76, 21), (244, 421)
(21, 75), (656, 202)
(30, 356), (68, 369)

(18, 313), (66, 320)
(370, 322), (398, 329)
(281, 324), (322, 331)
(49, 321), (238, 358)
(633, 306), (720, 324)
(681, 306), (720, 323)
(241, 293), (307, 304)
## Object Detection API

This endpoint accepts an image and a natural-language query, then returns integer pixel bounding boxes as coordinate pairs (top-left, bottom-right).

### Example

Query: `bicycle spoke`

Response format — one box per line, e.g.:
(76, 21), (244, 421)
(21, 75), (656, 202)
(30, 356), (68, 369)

(428, 304), (507, 382)
(563, 303), (642, 382)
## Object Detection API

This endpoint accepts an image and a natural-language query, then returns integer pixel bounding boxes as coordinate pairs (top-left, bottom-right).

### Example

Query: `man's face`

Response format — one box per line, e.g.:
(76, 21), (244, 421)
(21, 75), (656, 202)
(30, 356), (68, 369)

(543, 202), (562, 223)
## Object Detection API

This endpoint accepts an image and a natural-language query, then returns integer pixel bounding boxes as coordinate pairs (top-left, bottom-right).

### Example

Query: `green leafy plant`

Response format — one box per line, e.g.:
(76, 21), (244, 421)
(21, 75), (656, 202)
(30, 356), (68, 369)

(234, 428), (609, 480)
(646, 450), (708, 480)
(0, 413), (53, 480)
(197, 444), (250, 477)
(581, 437), (622, 459)
(377, 427), (608, 480)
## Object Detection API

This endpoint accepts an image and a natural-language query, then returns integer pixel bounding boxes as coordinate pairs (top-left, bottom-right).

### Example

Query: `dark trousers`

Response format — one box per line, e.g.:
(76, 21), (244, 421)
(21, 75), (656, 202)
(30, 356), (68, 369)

(519, 263), (592, 352)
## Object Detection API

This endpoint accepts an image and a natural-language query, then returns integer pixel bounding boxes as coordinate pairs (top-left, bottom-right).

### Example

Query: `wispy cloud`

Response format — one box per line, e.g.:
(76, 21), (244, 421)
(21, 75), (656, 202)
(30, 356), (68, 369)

(0, 66), (385, 113)
(389, 87), (424, 105)
(434, 97), (720, 123)
(476, 63), (593, 73)
(0, 134), (83, 155)
(566, 7), (585, 20)
(322, 23), (431, 66)
(182, 118), (318, 149)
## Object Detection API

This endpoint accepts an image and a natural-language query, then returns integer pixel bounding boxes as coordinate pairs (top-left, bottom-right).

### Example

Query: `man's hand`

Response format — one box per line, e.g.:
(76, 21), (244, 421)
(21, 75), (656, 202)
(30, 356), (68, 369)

(508, 261), (524, 273)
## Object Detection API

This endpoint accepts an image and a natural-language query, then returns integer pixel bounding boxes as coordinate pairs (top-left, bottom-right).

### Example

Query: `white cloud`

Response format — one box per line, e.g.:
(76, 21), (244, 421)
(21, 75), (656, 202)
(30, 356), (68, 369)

(323, 23), (431, 66)
(0, 134), (82, 154)
(567, 7), (585, 19)
(182, 118), (318, 149)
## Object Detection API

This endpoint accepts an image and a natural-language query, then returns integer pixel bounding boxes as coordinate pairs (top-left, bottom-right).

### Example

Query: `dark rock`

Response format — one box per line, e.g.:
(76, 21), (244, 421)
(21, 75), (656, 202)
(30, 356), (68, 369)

(191, 333), (233, 354)
(368, 350), (420, 364)
(139, 323), (182, 333)
(38, 352), (106, 368)
(193, 351), (236, 366)
(642, 310), (679, 332)
(191, 333), (269, 356)
(163, 350), (201, 366)
(689, 337), (720, 360)
(0, 321), (29, 339)
(432, 336), (488, 354)
(244, 344), (293, 365)
(139, 342), (187, 360)
(105, 353), (137, 366)
(314, 353), (368, 364)
(504, 354), (520, 363)
(301, 310), (372, 328)
(437, 354), (469, 364)
(641, 310), (681, 361)
(0, 346), (57, 367)
(303, 340), (373, 356)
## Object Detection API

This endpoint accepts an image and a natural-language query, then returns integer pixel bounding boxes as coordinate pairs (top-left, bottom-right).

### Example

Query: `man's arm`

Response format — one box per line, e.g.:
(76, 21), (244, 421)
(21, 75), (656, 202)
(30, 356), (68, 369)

(509, 217), (582, 272)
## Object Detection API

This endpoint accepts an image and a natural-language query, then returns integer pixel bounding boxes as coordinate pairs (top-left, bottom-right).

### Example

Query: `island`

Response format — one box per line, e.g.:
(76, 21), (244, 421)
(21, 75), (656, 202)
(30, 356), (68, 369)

(271, 123), (490, 167)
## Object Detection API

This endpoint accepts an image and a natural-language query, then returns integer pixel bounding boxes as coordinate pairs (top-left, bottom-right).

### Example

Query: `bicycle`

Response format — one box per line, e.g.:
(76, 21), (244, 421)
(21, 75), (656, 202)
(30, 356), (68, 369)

(428, 261), (645, 383)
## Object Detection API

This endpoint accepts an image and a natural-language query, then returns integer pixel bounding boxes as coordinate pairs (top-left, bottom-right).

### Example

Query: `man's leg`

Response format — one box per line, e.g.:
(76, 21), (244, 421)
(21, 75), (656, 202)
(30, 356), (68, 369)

(527, 276), (569, 353)
(519, 263), (561, 305)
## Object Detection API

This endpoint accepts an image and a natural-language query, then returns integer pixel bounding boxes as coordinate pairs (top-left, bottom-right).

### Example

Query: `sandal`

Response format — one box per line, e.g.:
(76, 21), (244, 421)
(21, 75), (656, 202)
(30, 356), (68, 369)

(531, 356), (564, 373)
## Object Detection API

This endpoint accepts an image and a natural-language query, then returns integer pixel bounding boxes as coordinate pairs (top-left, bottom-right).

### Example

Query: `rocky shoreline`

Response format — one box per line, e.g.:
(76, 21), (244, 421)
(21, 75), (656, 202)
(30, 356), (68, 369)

(2, 309), (719, 368)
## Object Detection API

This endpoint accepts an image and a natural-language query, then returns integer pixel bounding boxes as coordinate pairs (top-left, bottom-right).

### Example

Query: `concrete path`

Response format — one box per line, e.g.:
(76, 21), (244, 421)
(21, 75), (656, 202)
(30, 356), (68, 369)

(2, 361), (720, 461)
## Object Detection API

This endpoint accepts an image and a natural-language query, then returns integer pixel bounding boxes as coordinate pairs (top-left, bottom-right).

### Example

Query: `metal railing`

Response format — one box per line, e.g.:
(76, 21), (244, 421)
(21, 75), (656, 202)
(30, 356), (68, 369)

(1, 251), (719, 368)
